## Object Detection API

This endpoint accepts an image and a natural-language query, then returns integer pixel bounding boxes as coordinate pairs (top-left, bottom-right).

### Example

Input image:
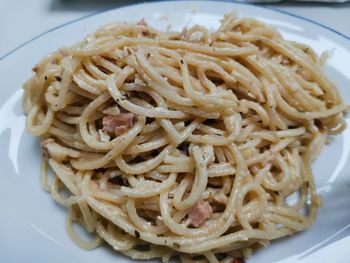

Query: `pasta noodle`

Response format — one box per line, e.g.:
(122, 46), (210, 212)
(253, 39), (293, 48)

(23, 11), (347, 263)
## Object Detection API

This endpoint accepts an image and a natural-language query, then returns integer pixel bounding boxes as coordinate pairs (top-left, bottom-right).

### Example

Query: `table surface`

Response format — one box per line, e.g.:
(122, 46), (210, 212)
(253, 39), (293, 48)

(1, 0), (350, 58)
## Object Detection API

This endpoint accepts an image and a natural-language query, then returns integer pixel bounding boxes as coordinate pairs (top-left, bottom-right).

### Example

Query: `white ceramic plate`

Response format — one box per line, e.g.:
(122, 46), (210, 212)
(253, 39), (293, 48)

(1, 1), (349, 262)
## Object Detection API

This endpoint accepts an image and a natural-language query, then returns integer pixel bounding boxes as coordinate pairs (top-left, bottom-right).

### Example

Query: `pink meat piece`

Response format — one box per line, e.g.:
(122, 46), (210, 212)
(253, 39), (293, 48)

(186, 200), (213, 227)
(102, 113), (134, 136)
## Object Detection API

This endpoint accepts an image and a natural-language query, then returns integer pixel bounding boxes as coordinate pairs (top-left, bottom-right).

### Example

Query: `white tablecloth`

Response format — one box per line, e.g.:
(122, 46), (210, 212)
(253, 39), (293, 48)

(1, 0), (349, 58)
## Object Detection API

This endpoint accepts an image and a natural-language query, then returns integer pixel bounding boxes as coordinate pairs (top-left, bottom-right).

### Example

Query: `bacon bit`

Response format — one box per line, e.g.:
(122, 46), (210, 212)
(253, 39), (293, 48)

(41, 138), (55, 159)
(180, 27), (188, 40)
(184, 200), (213, 227)
(232, 258), (244, 263)
(137, 18), (148, 27)
(102, 113), (134, 136)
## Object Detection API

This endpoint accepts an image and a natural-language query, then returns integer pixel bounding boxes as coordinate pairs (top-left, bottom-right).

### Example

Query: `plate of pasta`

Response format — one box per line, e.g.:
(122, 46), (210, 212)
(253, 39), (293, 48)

(1, 1), (350, 263)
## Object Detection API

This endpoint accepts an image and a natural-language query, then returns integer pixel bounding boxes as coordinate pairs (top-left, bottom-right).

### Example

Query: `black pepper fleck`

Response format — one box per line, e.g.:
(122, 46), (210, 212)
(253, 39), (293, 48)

(134, 230), (140, 238)
(55, 76), (62, 81)
(173, 242), (180, 248)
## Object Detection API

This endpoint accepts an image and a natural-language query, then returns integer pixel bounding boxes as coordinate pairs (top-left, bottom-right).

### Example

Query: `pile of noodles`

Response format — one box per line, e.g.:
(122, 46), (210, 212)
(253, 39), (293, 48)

(23, 12), (347, 263)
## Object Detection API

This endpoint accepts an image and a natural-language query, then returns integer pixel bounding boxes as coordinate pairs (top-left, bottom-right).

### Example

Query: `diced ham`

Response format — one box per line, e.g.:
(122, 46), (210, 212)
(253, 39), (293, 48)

(137, 18), (148, 27)
(185, 200), (213, 227)
(102, 113), (134, 136)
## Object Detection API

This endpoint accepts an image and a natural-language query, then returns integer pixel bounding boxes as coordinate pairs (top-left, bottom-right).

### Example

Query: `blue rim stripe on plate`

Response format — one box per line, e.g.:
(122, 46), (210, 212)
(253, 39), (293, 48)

(0, 0), (349, 62)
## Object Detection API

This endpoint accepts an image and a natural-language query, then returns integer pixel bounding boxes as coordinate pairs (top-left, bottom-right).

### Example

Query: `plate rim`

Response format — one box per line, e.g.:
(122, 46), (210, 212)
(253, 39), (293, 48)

(0, 0), (349, 62)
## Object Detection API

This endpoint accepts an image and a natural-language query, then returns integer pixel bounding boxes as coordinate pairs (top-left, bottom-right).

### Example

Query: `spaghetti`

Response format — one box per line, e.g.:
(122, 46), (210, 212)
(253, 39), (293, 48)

(23, 12), (347, 263)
